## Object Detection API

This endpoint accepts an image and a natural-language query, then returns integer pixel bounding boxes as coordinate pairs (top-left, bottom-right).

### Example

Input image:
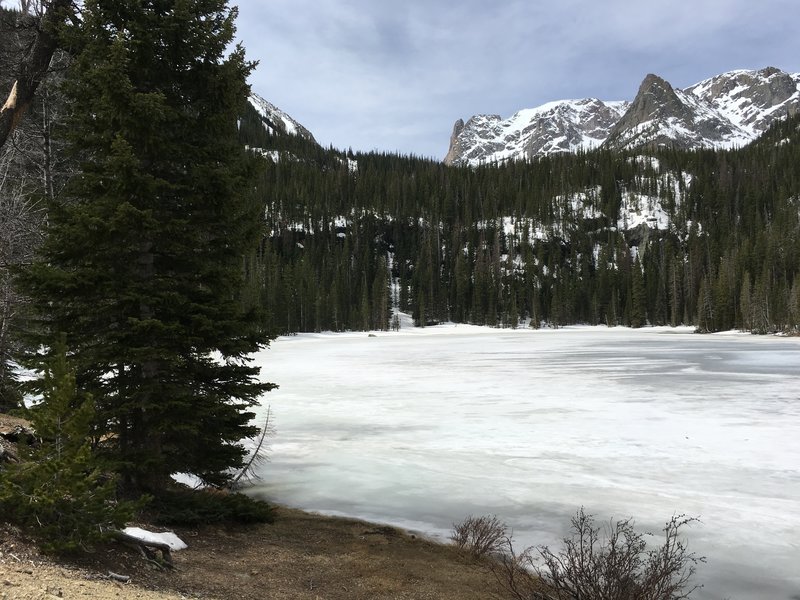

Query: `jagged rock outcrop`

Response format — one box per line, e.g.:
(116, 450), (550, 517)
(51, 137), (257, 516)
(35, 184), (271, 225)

(445, 67), (800, 165)
(443, 118), (466, 165)
(603, 73), (748, 150)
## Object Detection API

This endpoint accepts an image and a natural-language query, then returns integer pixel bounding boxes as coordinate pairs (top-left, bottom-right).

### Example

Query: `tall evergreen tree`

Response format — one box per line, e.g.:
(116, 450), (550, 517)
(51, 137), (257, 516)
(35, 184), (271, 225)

(630, 256), (647, 328)
(19, 0), (274, 491)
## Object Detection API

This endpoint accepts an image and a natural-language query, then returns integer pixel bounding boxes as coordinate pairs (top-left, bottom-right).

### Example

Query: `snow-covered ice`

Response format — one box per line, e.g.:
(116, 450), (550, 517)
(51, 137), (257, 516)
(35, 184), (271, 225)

(249, 325), (800, 600)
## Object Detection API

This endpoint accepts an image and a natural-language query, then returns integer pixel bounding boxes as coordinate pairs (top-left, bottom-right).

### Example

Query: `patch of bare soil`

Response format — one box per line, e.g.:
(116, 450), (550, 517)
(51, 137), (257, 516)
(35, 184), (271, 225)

(0, 415), (30, 432)
(0, 522), (188, 599)
(2, 508), (506, 600)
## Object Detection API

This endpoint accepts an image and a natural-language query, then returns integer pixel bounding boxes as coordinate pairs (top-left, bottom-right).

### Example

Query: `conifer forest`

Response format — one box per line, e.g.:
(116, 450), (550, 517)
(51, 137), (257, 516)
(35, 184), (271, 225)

(239, 103), (800, 336)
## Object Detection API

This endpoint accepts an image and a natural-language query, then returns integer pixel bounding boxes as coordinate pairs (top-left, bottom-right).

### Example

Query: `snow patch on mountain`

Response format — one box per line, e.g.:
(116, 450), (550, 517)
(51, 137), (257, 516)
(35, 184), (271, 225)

(554, 186), (604, 221)
(475, 168), (692, 244)
(245, 146), (297, 163)
(686, 67), (800, 136)
(618, 193), (670, 231)
(248, 93), (317, 143)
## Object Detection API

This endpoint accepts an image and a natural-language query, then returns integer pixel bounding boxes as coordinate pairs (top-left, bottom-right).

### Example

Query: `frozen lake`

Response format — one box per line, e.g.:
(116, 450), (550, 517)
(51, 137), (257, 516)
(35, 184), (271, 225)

(248, 325), (800, 600)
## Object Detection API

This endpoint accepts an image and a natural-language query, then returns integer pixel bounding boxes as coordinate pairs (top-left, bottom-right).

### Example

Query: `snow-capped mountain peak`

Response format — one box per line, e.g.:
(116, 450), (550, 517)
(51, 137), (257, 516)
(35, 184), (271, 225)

(444, 98), (629, 166)
(603, 73), (752, 150)
(248, 93), (317, 144)
(445, 67), (800, 165)
(685, 67), (800, 135)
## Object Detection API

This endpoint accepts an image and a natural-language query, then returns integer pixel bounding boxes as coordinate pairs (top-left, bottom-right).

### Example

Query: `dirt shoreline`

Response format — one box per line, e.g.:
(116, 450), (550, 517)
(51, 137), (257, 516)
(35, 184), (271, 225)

(2, 412), (505, 599)
(1, 506), (506, 600)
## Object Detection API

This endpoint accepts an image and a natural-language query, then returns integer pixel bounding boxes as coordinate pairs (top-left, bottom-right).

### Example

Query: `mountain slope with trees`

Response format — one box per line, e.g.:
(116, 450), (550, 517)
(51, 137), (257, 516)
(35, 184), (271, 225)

(241, 105), (800, 335)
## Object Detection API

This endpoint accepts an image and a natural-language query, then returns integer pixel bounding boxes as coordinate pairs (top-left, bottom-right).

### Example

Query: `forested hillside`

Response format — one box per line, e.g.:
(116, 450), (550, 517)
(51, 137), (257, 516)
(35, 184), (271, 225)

(240, 104), (800, 335)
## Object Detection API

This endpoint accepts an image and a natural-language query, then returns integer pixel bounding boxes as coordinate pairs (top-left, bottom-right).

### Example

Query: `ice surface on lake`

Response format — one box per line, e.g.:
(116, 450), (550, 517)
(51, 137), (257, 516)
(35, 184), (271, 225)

(248, 325), (800, 600)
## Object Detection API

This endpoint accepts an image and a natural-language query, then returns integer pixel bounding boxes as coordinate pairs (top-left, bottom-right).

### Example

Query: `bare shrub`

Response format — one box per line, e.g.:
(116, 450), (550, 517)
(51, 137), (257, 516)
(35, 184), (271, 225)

(489, 536), (553, 600)
(490, 508), (704, 600)
(450, 514), (508, 558)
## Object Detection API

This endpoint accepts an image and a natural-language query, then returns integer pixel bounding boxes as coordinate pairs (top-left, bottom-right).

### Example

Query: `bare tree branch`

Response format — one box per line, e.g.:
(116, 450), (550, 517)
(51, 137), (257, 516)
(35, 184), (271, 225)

(228, 406), (274, 490)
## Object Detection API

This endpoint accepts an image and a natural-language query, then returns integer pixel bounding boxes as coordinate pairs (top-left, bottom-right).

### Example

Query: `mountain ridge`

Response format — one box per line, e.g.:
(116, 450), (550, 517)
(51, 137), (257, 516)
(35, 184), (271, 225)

(248, 92), (317, 144)
(445, 67), (800, 166)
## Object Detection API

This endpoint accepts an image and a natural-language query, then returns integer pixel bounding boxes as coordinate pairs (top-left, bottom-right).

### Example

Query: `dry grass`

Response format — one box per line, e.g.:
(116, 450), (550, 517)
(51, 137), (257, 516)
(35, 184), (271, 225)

(2, 507), (508, 600)
(145, 507), (507, 600)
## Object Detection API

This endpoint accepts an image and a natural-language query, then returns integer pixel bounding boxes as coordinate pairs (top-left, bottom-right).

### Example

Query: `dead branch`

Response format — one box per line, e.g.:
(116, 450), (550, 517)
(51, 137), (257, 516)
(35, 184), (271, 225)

(228, 405), (273, 489)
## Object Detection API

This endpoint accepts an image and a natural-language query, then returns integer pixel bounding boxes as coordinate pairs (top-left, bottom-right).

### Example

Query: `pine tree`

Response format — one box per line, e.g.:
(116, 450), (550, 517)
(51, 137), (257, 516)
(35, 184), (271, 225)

(789, 279), (800, 332)
(19, 0), (274, 491)
(696, 276), (714, 333)
(0, 337), (140, 553)
(630, 256), (647, 328)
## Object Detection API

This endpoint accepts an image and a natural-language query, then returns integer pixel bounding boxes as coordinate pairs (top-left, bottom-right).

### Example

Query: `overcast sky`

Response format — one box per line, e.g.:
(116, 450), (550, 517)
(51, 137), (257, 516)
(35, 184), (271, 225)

(234, 0), (800, 159)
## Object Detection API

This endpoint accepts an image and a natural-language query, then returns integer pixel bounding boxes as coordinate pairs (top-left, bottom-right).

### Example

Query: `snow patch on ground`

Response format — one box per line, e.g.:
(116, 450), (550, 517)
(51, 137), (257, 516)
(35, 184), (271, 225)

(123, 527), (187, 551)
(171, 472), (204, 489)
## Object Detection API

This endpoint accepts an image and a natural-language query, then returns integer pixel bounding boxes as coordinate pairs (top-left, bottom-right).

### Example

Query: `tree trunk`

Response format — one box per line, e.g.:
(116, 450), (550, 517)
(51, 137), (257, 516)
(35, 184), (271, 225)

(0, 0), (72, 150)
